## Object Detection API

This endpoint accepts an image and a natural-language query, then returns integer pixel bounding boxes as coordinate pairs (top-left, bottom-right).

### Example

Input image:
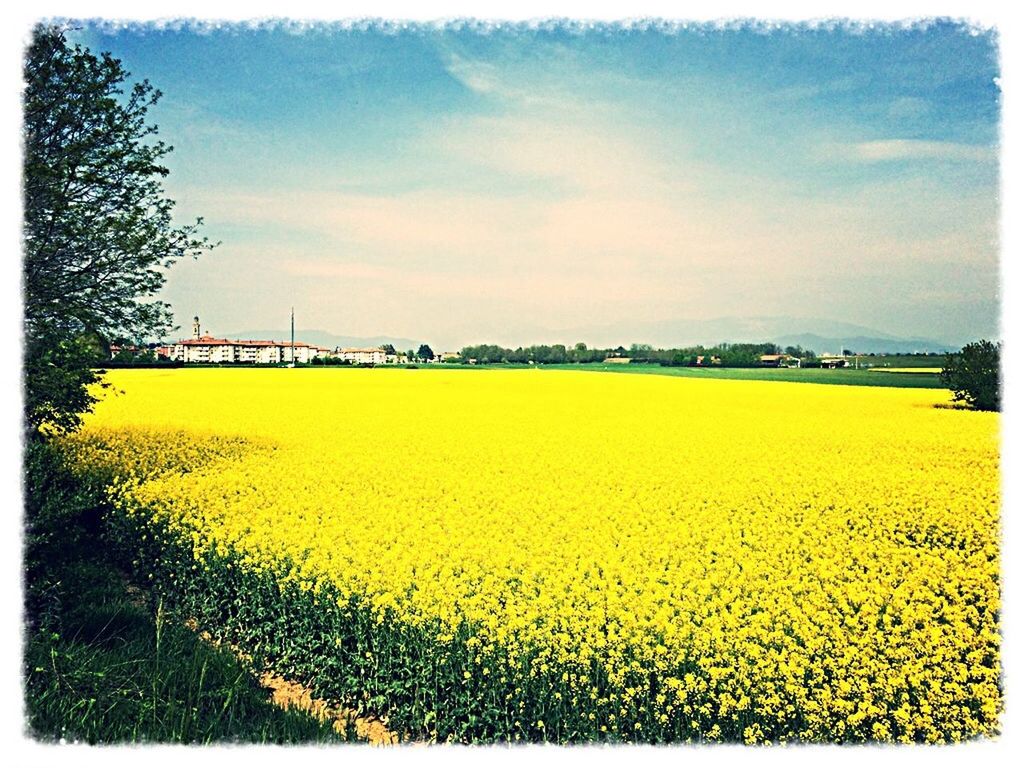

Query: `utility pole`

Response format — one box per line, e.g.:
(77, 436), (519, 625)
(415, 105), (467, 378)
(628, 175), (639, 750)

(290, 306), (295, 368)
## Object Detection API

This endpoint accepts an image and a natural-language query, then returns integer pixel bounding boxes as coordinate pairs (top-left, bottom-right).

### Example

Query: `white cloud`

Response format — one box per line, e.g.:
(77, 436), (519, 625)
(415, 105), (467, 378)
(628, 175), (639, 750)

(846, 139), (995, 163)
(164, 50), (1000, 347)
(443, 51), (502, 94)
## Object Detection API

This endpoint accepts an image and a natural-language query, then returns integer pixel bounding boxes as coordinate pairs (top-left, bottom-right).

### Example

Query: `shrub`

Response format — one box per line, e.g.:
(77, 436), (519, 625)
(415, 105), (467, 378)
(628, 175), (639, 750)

(940, 340), (1001, 411)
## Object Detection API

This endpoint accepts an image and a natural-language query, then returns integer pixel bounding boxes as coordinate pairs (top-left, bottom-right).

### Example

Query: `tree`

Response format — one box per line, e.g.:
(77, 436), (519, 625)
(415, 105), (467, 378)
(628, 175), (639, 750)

(417, 344), (434, 362)
(940, 340), (1001, 411)
(23, 26), (214, 436)
(380, 343), (396, 355)
(112, 346), (137, 363)
(629, 343), (654, 361)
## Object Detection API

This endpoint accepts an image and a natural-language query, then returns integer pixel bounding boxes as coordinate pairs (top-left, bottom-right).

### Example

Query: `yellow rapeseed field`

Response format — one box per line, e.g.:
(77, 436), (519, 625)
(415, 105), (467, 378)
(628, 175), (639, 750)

(58, 368), (1001, 744)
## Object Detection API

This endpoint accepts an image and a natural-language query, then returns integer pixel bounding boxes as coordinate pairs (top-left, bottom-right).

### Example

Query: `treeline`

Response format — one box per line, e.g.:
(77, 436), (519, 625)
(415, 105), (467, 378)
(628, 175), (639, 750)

(102, 359), (184, 369)
(458, 342), (818, 368)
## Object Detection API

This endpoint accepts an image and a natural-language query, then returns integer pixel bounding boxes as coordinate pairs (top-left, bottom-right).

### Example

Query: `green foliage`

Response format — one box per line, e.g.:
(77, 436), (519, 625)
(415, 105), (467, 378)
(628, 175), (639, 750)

(784, 345), (816, 359)
(23, 441), (105, 584)
(417, 344), (434, 361)
(25, 577), (345, 744)
(940, 340), (1001, 411)
(110, 346), (157, 364)
(22, 25), (214, 436)
(23, 441), (348, 744)
(458, 341), (783, 367)
(22, 335), (107, 436)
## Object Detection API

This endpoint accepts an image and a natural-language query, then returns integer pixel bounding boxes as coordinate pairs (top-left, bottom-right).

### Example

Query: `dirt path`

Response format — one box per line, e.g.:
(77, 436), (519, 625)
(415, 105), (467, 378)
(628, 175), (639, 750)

(259, 671), (398, 745)
(119, 570), (400, 744)
(183, 615), (400, 745)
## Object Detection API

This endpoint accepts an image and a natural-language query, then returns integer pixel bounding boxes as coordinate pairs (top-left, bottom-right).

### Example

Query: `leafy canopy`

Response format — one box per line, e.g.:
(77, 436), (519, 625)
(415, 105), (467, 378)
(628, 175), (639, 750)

(940, 340), (1000, 412)
(23, 26), (214, 435)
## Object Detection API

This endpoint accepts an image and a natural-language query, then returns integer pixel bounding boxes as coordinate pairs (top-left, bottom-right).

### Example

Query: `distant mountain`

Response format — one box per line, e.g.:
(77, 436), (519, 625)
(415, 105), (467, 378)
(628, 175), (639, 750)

(221, 317), (956, 356)
(773, 333), (956, 356)
(223, 330), (423, 351)
(552, 316), (956, 354)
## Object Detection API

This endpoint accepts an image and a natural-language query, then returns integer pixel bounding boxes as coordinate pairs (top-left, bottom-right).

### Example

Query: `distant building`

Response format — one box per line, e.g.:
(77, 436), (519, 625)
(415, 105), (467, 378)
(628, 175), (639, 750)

(760, 354), (801, 368)
(819, 356), (849, 369)
(109, 343), (138, 358)
(282, 343), (331, 364)
(336, 347), (387, 365)
(603, 357), (632, 364)
(169, 335), (329, 364)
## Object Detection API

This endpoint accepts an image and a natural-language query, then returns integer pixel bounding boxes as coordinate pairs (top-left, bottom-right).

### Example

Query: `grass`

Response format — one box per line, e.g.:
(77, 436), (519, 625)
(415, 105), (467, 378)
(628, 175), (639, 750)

(97, 357), (947, 391)
(851, 354), (949, 368)
(23, 441), (353, 744)
(252, 361), (944, 389)
(868, 367), (943, 374)
(540, 363), (946, 389)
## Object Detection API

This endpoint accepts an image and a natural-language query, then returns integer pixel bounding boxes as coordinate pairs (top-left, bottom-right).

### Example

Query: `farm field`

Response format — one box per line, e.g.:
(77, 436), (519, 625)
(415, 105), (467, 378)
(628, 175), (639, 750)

(856, 355), (951, 368)
(869, 367), (943, 375)
(545, 363), (944, 388)
(58, 368), (1000, 744)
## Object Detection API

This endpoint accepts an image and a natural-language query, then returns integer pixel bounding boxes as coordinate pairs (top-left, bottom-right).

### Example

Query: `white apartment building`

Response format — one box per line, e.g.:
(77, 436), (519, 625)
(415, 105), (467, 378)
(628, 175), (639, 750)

(170, 336), (329, 364)
(336, 347), (387, 365)
(282, 344), (332, 364)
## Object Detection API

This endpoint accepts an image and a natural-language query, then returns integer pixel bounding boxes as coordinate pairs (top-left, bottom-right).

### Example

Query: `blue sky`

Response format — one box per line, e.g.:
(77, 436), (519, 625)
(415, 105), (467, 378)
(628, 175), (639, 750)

(71, 20), (1000, 349)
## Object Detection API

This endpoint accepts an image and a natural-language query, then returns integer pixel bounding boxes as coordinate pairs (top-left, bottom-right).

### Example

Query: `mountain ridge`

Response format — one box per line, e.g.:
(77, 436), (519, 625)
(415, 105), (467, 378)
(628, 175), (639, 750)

(545, 315), (956, 354)
(219, 316), (959, 355)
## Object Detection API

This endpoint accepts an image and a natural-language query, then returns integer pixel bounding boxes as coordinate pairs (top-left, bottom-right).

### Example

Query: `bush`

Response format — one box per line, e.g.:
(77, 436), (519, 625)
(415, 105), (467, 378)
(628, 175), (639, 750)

(940, 340), (1000, 411)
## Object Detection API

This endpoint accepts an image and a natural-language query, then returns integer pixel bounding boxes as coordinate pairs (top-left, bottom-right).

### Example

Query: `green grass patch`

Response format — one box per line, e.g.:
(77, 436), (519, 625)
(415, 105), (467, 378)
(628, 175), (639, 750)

(540, 363), (945, 389)
(23, 441), (351, 744)
(852, 354), (948, 368)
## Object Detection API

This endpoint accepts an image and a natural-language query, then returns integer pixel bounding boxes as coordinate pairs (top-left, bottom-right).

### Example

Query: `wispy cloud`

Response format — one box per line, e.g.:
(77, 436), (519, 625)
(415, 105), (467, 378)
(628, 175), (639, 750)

(844, 139), (995, 163)
(431, 112), (679, 196)
(443, 51), (502, 94)
(99, 22), (999, 346)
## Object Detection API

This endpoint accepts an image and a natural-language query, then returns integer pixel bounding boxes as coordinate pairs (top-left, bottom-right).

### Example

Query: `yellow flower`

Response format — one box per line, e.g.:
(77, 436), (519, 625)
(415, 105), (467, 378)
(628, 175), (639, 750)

(60, 368), (1001, 744)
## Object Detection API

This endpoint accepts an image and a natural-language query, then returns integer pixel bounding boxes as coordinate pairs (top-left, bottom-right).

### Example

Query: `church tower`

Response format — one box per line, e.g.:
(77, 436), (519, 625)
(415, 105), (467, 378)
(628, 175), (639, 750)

(193, 316), (201, 340)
